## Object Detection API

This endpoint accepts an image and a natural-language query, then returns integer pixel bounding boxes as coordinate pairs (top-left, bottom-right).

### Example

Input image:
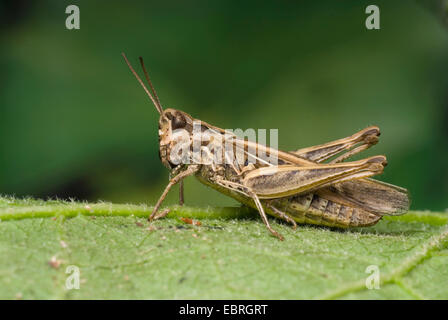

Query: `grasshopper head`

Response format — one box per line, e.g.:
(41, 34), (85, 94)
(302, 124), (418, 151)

(158, 108), (194, 169)
(122, 53), (195, 169)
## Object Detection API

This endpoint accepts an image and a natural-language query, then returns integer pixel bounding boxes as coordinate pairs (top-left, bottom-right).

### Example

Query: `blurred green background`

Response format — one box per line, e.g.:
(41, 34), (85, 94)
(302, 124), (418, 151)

(1, 0), (447, 211)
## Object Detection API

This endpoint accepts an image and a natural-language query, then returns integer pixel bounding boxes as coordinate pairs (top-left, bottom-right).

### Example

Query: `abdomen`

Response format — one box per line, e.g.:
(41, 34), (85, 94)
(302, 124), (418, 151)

(270, 193), (382, 228)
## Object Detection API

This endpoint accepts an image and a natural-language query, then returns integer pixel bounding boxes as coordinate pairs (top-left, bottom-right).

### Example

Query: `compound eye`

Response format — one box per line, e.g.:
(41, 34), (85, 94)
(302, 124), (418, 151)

(171, 114), (186, 130)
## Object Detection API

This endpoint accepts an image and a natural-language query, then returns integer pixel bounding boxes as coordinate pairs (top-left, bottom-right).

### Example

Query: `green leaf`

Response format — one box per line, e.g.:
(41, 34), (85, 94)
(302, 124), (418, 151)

(0, 195), (447, 299)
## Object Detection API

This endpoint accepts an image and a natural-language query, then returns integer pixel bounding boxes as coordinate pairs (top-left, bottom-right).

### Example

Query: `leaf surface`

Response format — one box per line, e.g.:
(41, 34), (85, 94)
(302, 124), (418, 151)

(0, 196), (447, 299)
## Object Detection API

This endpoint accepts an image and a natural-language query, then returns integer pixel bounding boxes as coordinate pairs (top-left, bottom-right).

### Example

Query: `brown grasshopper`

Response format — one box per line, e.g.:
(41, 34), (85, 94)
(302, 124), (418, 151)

(122, 53), (410, 240)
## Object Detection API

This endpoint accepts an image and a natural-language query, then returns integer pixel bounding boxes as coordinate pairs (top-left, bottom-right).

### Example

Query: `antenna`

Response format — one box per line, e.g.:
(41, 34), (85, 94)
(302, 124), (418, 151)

(139, 56), (162, 110)
(121, 52), (163, 115)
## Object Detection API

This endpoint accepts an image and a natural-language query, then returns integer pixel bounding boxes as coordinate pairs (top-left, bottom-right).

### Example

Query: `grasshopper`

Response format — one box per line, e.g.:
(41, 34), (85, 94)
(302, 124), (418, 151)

(122, 53), (410, 240)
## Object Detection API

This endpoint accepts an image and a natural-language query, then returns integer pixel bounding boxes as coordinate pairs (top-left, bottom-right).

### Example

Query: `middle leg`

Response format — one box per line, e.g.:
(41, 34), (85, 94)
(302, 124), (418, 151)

(214, 178), (285, 240)
(267, 203), (297, 230)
